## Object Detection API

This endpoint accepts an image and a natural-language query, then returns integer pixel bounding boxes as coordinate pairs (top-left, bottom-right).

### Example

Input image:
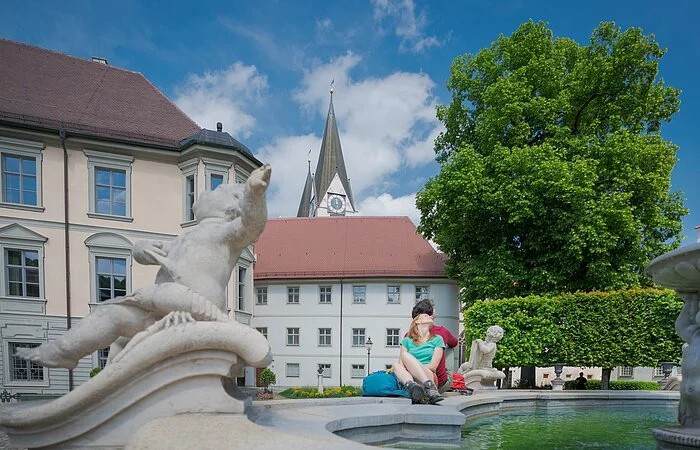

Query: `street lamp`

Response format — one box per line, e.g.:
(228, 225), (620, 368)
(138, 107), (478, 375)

(365, 337), (373, 374)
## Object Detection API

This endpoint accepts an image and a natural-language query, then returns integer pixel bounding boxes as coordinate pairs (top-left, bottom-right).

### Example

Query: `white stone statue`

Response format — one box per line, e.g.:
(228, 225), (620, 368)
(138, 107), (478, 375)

(458, 325), (505, 391)
(17, 164), (272, 368)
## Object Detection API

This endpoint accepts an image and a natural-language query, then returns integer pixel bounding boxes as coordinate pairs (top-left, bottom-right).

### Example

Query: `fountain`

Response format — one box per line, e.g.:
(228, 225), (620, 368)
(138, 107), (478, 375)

(645, 242), (700, 449)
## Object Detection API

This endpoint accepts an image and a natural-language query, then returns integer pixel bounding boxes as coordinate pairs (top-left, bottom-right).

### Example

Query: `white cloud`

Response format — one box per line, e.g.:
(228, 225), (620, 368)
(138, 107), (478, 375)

(316, 18), (333, 31)
(370, 0), (443, 53)
(174, 62), (268, 138)
(359, 193), (420, 225)
(258, 52), (440, 220)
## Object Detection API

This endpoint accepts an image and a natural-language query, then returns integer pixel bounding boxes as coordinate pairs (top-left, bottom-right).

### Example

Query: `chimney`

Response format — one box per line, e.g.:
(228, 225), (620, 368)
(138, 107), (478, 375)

(216, 122), (223, 132)
(91, 56), (108, 65)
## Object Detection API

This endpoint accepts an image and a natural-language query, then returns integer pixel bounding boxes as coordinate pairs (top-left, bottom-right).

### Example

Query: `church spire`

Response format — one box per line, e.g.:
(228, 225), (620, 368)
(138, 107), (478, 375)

(296, 151), (314, 217)
(313, 88), (355, 213)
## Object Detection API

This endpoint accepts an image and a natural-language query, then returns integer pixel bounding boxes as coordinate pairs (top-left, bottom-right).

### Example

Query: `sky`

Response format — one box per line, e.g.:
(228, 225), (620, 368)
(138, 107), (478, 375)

(2, 0), (699, 244)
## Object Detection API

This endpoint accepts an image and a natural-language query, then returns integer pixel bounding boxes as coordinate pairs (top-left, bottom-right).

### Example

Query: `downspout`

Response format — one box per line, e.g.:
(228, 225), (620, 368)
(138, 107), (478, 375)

(339, 278), (343, 387)
(60, 127), (74, 392)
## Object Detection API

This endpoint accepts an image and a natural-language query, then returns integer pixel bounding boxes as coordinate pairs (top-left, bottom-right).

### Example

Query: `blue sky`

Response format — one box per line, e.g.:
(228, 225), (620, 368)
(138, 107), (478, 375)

(3, 0), (699, 243)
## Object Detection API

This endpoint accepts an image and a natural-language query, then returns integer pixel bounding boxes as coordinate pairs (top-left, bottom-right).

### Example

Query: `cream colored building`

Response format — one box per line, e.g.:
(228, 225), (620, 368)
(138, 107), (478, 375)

(0, 39), (261, 395)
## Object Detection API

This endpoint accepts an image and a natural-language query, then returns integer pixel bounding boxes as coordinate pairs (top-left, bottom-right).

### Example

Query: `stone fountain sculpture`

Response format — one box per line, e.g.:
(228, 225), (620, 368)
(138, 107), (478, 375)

(645, 242), (700, 449)
(0, 165), (274, 449)
(458, 325), (505, 391)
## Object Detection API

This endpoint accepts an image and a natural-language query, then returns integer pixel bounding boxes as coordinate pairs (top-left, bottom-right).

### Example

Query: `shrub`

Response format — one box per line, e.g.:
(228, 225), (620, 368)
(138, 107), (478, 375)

(564, 380), (659, 390)
(90, 367), (102, 378)
(279, 385), (362, 399)
(258, 367), (276, 393)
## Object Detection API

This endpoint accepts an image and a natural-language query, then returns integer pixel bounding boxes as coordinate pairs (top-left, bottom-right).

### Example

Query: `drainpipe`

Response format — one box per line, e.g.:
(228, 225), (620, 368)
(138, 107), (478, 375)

(339, 278), (343, 387)
(59, 127), (74, 392)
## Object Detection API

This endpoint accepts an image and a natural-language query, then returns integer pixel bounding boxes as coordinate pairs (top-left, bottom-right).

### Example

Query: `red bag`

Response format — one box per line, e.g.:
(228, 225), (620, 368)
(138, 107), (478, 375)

(451, 372), (465, 390)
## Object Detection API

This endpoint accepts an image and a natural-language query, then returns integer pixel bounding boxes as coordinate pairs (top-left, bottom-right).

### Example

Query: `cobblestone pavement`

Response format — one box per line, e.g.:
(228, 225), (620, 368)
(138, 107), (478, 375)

(0, 432), (9, 449)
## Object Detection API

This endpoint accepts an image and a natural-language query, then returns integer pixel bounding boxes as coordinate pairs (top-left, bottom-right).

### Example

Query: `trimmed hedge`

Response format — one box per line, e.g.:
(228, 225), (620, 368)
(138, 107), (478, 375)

(279, 385), (362, 399)
(564, 380), (659, 390)
(465, 288), (683, 368)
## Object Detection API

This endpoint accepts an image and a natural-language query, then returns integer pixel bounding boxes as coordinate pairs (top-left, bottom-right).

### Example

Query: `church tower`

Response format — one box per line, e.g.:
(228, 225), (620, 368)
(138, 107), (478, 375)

(297, 88), (357, 217)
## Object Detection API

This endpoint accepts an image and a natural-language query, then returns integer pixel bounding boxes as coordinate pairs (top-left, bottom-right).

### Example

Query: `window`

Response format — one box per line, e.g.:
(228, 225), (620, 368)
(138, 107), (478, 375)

(654, 366), (665, 377)
(237, 266), (247, 311)
(0, 136), (44, 210)
(318, 328), (331, 346)
(286, 363), (300, 377)
(352, 328), (366, 347)
(287, 327), (300, 346)
(619, 367), (634, 377)
(203, 158), (230, 191)
(318, 364), (331, 378)
(287, 286), (300, 304)
(85, 232), (133, 305)
(256, 327), (268, 339)
(415, 285), (429, 302)
(235, 169), (249, 184)
(387, 285), (401, 304)
(565, 373), (572, 379)
(2, 154), (37, 206)
(179, 159), (198, 224)
(543, 373), (549, 379)
(97, 348), (109, 369)
(8, 342), (44, 381)
(96, 256), (127, 302)
(319, 286), (332, 304)
(386, 328), (400, 347)
(256, 287), (268, 305)
(85, 150), (133, 220)
(353, 285), (366, 304)
(5, 248), (40, 297)
(351, 364), (365, 378)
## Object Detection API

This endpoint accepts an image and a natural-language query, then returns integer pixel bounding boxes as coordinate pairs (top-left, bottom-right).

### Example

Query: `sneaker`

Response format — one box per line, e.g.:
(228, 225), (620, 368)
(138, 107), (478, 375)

(423, 380), (444, 404)
(405, 381), (429, 404)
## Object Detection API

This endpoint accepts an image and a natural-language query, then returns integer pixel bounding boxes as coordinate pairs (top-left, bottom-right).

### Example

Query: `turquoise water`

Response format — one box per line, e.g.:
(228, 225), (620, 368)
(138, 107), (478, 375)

(461, 405), (677, 449)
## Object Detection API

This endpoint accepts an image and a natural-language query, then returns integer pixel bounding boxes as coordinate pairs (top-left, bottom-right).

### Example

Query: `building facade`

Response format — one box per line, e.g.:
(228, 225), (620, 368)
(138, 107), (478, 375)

(0, 39), (261, 395)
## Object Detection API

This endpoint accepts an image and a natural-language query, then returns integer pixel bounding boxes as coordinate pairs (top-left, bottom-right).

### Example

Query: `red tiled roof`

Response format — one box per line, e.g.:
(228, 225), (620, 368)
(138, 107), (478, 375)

(0, 39), (200, 148)
(254, 216), (448, 280)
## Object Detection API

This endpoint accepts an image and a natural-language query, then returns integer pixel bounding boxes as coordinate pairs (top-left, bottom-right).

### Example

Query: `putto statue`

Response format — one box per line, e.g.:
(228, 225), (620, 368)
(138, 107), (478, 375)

(17, 164), (272, 368)
(458, 325), (505, 391)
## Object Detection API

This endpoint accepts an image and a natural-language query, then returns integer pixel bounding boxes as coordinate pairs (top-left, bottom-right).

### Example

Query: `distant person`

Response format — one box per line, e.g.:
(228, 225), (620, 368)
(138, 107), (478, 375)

(575, 372), (588, 390)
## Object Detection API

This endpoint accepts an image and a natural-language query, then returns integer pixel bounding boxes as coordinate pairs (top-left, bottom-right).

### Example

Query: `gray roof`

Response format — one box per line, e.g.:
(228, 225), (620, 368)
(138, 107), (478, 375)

(313, 93), (355, 210)
(296, 164), (314, 217)
(180, 128), (260, 164)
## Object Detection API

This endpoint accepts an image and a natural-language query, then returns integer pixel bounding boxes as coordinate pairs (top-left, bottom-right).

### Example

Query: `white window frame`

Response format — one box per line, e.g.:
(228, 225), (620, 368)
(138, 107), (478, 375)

(353, 285), (366, 304)
(415, 285), (429, 302)
(287, 286), (300, 304)
(256, 327), (268, 339)
(319, 285), (332, 304)
(654, 366), (665, 377)
(85, 233), (133, 305)
(234, 167), (250, 184)
(352, 328), (366, 347)
(286, 363), (300, 378)
(256, 286), (268, 305)
(179, 159), (199, 226)
(96, 347), (110, 369)
(619, 366), (634, 377)
(203, 158), (231, 191)
(351, 364), (365, 378)
(386, 328), (400, 347)
(236, 265), (248, 312)
(85, 150), (134, 222)
(287, 327), (300, 346)
(0, 137), (45, 212)
(318, 328), (332, 347)
(4, 340), (49, 387)
(0, 225), (47, 303)
(318, 363), (331, 378)
(387, 285), (401, 304)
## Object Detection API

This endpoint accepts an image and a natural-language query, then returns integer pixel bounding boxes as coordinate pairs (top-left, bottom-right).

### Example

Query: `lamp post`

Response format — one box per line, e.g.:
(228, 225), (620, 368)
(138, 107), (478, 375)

(365, 337), (373, 374)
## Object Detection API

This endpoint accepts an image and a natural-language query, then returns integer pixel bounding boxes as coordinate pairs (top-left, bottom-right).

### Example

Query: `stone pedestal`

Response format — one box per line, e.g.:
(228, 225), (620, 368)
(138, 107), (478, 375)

(0, 321), (272, 449)
(551, 378), (565, 391)
(464, 369), (505, 391)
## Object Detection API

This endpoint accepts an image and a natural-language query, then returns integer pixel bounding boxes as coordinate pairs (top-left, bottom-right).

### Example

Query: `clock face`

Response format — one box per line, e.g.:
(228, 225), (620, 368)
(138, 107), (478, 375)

(329, 195), (345, 213)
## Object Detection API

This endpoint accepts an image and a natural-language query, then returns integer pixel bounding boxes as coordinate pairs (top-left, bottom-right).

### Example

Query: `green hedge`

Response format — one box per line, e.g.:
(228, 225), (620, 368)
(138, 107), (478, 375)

(279, 386), (362, 399)
(465, 288), (683, 368)
(564, 380), (659, 390)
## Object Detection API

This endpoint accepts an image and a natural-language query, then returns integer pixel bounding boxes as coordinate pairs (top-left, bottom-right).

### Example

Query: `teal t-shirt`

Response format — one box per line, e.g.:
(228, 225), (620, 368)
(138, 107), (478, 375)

(401, 335), (445, 365)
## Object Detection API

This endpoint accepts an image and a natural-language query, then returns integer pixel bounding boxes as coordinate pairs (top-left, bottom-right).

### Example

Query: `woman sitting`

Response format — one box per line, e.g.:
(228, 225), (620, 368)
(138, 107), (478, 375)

(392, 312), (445, 404)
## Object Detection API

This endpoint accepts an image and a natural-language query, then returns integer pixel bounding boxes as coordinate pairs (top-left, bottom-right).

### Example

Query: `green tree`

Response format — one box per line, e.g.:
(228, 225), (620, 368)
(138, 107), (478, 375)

(259, 367), (276, 393)
(417, 21), (686, 305)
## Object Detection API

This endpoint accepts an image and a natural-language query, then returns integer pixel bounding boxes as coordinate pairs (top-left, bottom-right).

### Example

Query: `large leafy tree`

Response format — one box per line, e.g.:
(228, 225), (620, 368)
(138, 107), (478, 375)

(418, 21), (687, 304)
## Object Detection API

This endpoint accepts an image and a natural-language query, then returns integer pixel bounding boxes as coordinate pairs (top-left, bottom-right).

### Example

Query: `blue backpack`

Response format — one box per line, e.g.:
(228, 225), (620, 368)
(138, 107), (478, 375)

(362, 370), (409, 398)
